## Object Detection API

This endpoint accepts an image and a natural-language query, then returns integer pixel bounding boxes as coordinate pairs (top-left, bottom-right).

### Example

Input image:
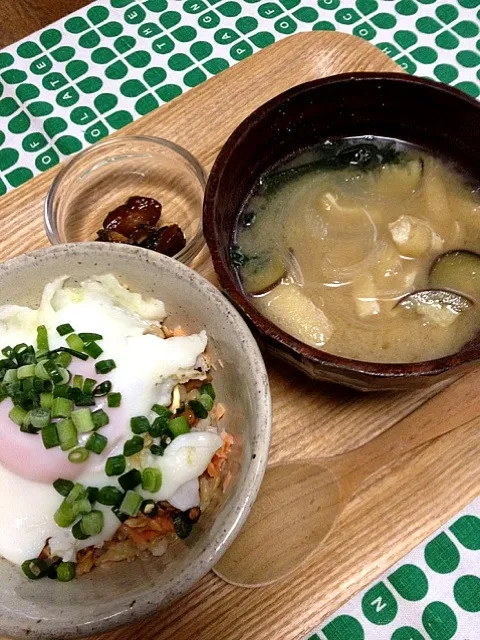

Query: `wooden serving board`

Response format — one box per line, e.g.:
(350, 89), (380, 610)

(1, 31), (480, 640)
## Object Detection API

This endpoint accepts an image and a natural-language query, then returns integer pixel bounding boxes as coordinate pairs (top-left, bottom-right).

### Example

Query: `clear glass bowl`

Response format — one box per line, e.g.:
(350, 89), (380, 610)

(45, 135), (207, 265)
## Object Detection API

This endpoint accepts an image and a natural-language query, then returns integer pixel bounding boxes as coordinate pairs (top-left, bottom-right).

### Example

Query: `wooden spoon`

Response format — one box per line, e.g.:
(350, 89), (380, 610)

(214, 371), (480, 587)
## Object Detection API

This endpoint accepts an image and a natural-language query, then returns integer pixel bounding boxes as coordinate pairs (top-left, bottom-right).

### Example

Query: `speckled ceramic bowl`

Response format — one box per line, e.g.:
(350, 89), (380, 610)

(0, 243), (271, 640)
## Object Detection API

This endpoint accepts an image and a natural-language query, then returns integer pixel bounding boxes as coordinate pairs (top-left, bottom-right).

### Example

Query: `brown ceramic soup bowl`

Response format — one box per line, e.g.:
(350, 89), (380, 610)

(203, 73), (480, 391)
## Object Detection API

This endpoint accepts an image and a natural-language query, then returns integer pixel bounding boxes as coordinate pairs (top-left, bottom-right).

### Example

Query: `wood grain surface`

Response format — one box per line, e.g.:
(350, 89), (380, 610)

(0, 31), (479, 640)
(0, 0), (92, 48)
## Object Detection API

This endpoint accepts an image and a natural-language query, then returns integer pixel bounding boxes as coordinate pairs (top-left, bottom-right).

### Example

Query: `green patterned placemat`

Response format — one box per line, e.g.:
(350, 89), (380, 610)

(0, 0), (479, 195)
(305, 497), (480, 639)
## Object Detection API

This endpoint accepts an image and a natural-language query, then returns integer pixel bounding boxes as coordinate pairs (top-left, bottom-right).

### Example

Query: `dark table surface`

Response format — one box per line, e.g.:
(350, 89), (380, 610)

(0, 0), (92, 48)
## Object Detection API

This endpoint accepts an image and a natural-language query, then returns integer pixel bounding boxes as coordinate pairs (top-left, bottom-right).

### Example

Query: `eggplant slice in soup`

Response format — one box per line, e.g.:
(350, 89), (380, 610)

(396, 289), (473, 327)
(429, 250), (480, 301)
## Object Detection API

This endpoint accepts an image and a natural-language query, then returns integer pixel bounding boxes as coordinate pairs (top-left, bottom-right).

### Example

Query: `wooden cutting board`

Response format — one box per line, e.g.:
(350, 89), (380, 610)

(1, 30), (480, 640)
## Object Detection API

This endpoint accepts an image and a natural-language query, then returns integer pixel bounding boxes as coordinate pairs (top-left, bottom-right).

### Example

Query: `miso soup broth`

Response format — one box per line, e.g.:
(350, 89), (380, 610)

(234, 138), (480, 363)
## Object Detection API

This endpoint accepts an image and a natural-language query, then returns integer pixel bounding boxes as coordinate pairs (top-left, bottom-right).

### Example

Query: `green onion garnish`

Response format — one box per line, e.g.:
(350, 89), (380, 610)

(55, 351), (73, 368)
(51, 397), (73, 419)
(169, 416), (190, 437)
(93, 381), (112, 397)
(66, 483), (87, 505)
(189, 399), (208, 419)
(107, 392), (121, 408)
(150, 444), (164, 456)
(112, 506), (129, 522)
(1, 346), (13, 358)
(159, 431), (173, 449)
(53, 384), (69, 398)
(36, 325), (49, 353)
(53, 478), (74, 497)
(83, 342), (103, 359)
(66, 334), (84, 353)
(87, 486), (99, 504)
(4, 368), (17, 384)
(95, 359), (116, 374)
(200, 382), (216, 400)
(151, 404), (172, 419)
(80, 510), (104, 536)
(97, 486), (123, 506)
(9, 405), (27, 426)
(130, 416), (150, 434)
(141, 467), (162, 493)
(78, 333), (103, 342)
(17, 364), (36, 380)
(68, 447), (89, 463)
(56, 324), (74, 336)
(83, 378), (96, 395)
(29, 408), (51, 430)
(92, 408), (109, 430)
(149, 417), (170, 438)
(42, 423), (60, 449)
(72, 374), (83, 389)
(123, 435), (144, 457)
(57, 418), (78, 451)
(141, 499), (158, 517)
(198, 393), (214, 412)
(56, 562), (76, 582)
(105, 455), (126, 476)
(54, 501), (76, 528)
(40, 391), (53, 410)
(119, 490), (142, 517)
(74, 393), (95, 407)
(22, 558), (48, 580)
(71, 408), (94, 433)
(43, 360), (64, 385)
(72, 521), (90, 540)
(85, 432), (108, 454)
(34, 361), (49, 380)
(72, 497), (92, 516)
(119, 469), (142, 491)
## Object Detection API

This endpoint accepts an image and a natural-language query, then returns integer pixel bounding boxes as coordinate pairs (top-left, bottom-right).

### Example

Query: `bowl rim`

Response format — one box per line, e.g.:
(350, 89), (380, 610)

(203, 71), (480, 380)
(44, 134), (207, 266)
(0, 242), (271, 639)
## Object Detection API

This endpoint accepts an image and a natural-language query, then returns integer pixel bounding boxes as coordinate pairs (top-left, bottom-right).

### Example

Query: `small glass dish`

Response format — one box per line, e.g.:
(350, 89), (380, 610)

(45, 135), (207, 265)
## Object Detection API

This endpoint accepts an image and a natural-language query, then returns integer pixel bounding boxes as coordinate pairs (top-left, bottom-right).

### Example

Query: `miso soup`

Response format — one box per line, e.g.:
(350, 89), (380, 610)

(233, 138), (480, 363)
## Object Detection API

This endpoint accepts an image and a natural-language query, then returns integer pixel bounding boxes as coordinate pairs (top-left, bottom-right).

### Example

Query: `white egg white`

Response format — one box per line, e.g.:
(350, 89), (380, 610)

(0, 276), (223, 566)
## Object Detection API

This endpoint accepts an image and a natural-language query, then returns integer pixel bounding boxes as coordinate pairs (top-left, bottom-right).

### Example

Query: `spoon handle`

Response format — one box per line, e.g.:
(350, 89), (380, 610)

(326, 369), (480, 498)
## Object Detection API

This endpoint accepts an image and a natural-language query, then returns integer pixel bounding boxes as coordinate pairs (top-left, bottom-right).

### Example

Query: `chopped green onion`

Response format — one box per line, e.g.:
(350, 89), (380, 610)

(51, 397), (73, 419)
(40, 392), (53, 410)
(15, 345), (36, 366)
(46, 347), (88, 363)
(93, 381), (112, 396)
(198, 393), (214, 412)
(42, 423), (60, 449)
(74, 394), (95, 407)
(36, 326), (49, 353)
(159, 431), (173, 449)
(150, 444), (164, 456)
(119, 491), (142, 517)
(29, 408), (51, 430)
(141, 499), (158, 517)
(87, 486), (99, 504)
(189, 399), (208, 419)
(151, 404), (172, 419)
(20, 417), (40, 434)
(4, 368), (17, 384)
(92, 408), (109, 430)
(80, 510), (104, 536)
(112, 506), (128, 522)
(172, 513), (193, 539)
(57, 323), (74, 336)
(55, 351), (73, 368)
(56, 562), (76, 582)
(21, 377), (35, 393)
(149, 416), (170, 438)
(17, 364), (36, 380)
(107, 392), (121, 408)
(169, 416), (190, 437)
(43, 360), (63, 385)
(54, 501), (76, 528)
(97, 486), (123, 506)
(34, 378), (47, 393)
(72, 521), (90, 540)
(68, 447), (89, 464)
(119, 469), (142, 491)
(200, 382), (216, 400)
(83, 378), (96, 394)
(130, 416), (150, 434)
(53, 478), (74, 497)
(22, 558), (48, 580)
(71, 408), (94, 433)
(53, 384), (69, 398)
(57, 418), (78, 451)
(123, 435), (144, 457)
(95, 359), (116, 374)
(105, 455), (126, 476)
(72, 374), (83, 389)
(83, 342), (103, 359)
(9, 405), (27, 426)
(65, 483), (86, 505)
(66, 334), (84, 352)
(85, 432), (108, 454)
(142, 467), (162, 493)
(1, 346), (13, 358)
(78, 332), (103, 342)
(72, 497), (92, 516)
